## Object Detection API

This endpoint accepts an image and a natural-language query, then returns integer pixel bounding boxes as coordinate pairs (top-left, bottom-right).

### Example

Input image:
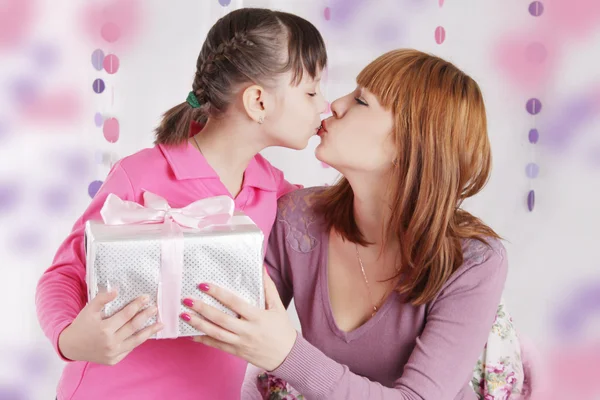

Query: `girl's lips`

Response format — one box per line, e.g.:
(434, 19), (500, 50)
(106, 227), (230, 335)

(317, 119), (328, 136)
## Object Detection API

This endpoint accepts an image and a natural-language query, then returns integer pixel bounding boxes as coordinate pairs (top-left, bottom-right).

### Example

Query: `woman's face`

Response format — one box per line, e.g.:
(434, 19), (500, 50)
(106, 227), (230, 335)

(315, 87), (396, 174)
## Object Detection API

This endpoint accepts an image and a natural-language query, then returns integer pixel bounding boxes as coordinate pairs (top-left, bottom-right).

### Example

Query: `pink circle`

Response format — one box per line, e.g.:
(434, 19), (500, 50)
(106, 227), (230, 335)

(435, 26), (446, 44)
(439, 0), (445, 7)
(101, 22), (120, 43)
(103, 117), (119, 143)
(526, 42), (547, 64)
(103, 54), (120, 74)
(324, 7), (331, 21)
(0, 0), (33, 50)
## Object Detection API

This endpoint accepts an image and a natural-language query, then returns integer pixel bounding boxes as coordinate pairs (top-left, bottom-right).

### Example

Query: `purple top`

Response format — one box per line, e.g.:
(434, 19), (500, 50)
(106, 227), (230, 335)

(244, 187), (507, 400)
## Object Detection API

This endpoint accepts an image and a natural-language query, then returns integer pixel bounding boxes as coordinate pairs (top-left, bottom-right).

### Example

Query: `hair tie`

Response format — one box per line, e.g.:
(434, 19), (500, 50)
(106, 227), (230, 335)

(186, 91), (201, 108)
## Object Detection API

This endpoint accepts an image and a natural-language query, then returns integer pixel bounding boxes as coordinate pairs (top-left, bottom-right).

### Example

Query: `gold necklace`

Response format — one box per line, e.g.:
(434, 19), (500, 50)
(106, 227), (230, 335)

(355, 244), (379, 317)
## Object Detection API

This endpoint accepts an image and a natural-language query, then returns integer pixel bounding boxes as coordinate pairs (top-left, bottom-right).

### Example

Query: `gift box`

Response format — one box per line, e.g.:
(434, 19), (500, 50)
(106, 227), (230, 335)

(84, 191), (265, 339)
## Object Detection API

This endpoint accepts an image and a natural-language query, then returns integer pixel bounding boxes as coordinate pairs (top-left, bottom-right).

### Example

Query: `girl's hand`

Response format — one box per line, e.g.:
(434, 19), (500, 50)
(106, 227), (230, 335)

(58, 291), (164, 365)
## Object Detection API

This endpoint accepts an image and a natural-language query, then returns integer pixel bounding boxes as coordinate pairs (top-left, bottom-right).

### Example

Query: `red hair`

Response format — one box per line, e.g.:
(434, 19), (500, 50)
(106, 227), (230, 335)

(315, 49), (500, 305)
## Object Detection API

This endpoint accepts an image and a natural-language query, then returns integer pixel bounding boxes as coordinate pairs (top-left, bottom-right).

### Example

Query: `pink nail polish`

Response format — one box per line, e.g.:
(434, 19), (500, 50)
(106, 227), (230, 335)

(182, 298), (194, 307)
(198, 283), (210, 292)
(180, 313), (192, 322)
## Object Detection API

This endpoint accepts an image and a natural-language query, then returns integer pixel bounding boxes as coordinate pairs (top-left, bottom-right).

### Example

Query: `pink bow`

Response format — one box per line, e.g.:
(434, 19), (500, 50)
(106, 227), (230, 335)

(100, 191), (235, 229)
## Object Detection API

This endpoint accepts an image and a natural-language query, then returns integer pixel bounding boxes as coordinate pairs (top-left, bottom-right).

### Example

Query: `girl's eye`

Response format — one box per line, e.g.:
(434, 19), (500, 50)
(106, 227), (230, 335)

(355, 97), (368, 106)
(308, 93), (317, 97)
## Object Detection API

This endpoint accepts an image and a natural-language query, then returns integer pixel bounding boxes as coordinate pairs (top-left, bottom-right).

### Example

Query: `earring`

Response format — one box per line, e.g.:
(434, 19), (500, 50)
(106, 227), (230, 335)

(258, 116), (264, 124)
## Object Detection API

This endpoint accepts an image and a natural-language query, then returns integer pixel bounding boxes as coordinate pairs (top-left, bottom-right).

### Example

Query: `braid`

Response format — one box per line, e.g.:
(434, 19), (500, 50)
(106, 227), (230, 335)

(192, 33), (255, 113)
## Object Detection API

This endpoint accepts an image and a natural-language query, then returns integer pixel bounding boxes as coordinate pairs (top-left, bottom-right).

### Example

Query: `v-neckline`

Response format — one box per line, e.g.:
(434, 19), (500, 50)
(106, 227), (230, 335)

(318, 228), (399, 343)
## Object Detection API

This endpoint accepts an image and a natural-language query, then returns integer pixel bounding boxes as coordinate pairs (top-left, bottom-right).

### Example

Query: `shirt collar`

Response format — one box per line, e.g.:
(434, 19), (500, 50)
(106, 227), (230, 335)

(158, 122), (278, 192)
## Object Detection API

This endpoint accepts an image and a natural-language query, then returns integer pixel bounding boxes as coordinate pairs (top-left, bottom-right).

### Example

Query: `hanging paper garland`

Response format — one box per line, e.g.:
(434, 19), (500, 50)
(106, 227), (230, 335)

(525, 2), (545, 212)
(89, 3), (122, 198)
(436, 0), (446, 45)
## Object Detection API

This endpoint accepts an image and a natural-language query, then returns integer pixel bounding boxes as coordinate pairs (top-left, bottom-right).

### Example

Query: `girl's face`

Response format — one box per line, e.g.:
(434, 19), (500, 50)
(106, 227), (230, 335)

(315, 86), (395, 174)
(263, 71), (328, 150)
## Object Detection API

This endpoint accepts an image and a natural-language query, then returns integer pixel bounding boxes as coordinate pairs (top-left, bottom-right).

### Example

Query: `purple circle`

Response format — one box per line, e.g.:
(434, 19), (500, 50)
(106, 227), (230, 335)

(92, 49), (105, 71)
(528, 1), (544, 17)
(327, 0), (364, 24)
(93, 78), (106, 94)
(94, 112), (104, 127)
(218, 0), (231, 6)
(63, 153), (90, 180)
(0, 386), (27, 400)
(526, 42), (547, 64)
(13, 229), (43, 253)
(528, 128), (539, 144)
(20, 349), (51, 377)
(373, 22), (403, 44)
(32, 43), (58, 70)
(11, 77), (38, 106)
(554, 281), (600, 339)
(42, 185), (71, 212)
(0, 183), (18, 213)
(526, 98), (542, 115)
(527, 190), (535, 212)
(88, 180), (103, 198)
(526, 163), (540, 178)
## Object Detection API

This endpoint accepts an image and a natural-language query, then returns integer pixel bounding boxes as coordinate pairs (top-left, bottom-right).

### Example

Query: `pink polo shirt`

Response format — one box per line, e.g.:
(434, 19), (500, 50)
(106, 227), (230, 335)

(35, 139), (298, 400)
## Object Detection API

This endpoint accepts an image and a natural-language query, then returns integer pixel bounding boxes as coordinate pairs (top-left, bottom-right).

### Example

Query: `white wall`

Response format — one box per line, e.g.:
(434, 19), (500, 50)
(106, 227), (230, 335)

(1, 0), (599, 398)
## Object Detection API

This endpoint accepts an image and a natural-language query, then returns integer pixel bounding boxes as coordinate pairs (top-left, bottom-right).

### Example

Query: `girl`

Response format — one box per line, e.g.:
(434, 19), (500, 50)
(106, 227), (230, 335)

(35, 8), (327, 400)
(180, 49), (531, 399)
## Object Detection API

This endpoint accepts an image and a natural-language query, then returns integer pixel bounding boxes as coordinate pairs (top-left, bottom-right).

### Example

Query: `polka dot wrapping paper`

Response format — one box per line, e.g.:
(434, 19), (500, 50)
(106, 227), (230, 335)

(84, 216), (265, 338)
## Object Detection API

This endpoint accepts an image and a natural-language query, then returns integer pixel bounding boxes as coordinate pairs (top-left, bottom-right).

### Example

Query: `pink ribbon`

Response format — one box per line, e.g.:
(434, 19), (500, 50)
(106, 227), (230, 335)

(100, 191), (235, 338)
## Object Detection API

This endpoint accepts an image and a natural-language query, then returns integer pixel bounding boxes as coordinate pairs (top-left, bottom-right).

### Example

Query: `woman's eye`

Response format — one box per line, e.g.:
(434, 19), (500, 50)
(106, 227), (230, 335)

(355, 97), (368, 106)
(308, 93), (317, 97)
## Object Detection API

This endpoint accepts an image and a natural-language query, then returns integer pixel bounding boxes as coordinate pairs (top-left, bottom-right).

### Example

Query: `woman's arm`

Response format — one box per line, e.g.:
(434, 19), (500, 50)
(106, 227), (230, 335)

(268, 245), (508, 400)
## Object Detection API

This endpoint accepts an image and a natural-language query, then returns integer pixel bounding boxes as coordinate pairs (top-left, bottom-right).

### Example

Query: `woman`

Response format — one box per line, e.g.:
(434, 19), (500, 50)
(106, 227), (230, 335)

(180, 49), (530, 399)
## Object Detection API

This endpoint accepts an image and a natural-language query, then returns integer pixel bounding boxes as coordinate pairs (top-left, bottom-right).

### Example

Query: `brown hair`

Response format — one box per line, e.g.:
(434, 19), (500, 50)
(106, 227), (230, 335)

(155, 8), (327, 145)
(315, 49), (500, 305)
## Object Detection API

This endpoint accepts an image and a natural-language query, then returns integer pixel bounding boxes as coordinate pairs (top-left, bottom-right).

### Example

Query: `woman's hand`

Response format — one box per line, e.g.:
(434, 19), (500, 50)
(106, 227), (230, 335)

(181, 271), (297, 371)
